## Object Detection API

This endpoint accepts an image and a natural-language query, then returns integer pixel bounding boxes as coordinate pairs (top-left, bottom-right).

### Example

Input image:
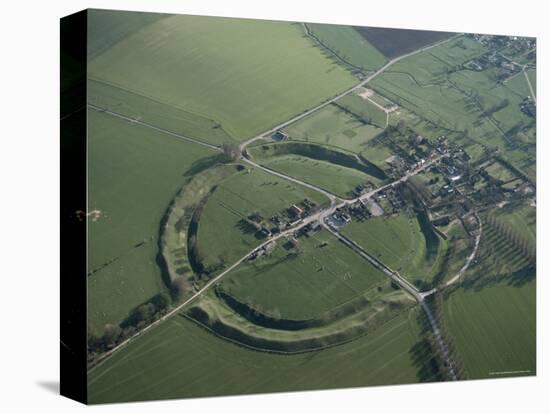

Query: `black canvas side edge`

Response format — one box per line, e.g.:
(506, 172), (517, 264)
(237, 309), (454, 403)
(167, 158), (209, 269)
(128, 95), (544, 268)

(60, 9), (88, 404)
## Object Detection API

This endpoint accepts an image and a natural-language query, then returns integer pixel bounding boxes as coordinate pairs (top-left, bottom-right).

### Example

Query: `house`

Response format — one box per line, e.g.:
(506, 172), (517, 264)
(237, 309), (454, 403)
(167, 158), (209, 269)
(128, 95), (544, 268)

(288, 204), (304, 218)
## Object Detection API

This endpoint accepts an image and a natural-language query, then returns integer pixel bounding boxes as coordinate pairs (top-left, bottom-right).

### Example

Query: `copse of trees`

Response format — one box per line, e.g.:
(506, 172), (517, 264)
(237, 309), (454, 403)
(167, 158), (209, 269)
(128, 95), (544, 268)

(222, 143), (241, 162)
(87, 293), (171, 364)
(486, 213), (535, 262)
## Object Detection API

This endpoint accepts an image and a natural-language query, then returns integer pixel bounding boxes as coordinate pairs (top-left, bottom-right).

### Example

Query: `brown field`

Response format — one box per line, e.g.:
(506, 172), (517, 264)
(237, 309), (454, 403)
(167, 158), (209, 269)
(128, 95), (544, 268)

(354, 26), (454, 58)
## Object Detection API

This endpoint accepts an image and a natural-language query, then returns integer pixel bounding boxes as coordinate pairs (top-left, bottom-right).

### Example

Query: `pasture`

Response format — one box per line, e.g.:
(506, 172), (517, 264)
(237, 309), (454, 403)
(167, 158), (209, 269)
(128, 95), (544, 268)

(88, 13), (357, 140)
(444, 278), (535, 379)
(283, 104), (383, 153)
(336, 93), (387, 129)
(88, 80), (236, 145)
(87, 109), (217, 335)
(220, 229), (390, 320)
(261, 155), (376, 198)
(87, 9), (169, 60)
(341, 212), (448, 288)
(491, 202), (536, 249)
(88, 305), (432, 403)
(370, 39), (535, 178)
(196, 167), (329, 271)
(485, 160), (517, 182)
(306, 23), (387, 71)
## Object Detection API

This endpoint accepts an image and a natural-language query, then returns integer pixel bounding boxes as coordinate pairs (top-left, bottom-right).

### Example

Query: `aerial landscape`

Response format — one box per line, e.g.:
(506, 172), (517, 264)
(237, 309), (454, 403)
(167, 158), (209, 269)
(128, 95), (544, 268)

(81, 9), (536, 403)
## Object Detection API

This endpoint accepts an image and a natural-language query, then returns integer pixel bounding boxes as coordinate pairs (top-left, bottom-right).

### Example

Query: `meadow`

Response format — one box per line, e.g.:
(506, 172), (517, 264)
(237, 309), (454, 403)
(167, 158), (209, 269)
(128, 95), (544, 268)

(283, 104), (383, 153)
(341, 212), (448, 288)
(220, 229), (390, 320)
(196, 167), (329, 271)
(88, 14), (357, 140)
(87, 9), (169, 60)
(87, 109), (216, 335)
(249, 142), (387, 197)
(306, 23), (387, 71)
(336, 93), (387, 129)
(444, 279), (535, 379)
(370, 37), (535, 179)
(88, 305), (434, 403)
(88, 80), (236, 145)
(442, 207), (536, 379)
(260, 155), (376, 198)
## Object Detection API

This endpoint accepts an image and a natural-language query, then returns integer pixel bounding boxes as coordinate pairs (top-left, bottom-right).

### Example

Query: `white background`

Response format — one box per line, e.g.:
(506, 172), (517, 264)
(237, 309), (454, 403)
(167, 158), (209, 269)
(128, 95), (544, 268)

(0, 0), (547, 412)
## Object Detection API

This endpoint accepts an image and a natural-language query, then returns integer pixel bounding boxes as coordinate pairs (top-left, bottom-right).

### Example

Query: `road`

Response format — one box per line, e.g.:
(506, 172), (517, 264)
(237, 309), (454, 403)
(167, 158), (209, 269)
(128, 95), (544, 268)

(87, 35), (459, 372)
(241, 157), (339, 204)
(89, 150), (446, 373)
(324, 226), (423, 301)
(88, 103), (223, 152)
(444, 214), (482, 287)
(238, 34), (459, 151)
(499, 53), (536, 103)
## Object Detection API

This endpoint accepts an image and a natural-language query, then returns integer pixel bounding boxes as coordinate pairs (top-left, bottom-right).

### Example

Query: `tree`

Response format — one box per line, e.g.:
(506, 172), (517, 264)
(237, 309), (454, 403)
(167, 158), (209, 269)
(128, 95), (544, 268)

(102, 323), (121, 347)
(396, 120), (407, 136)
(222, 143), (241, 161)
(136, 303), (156, 323)
(172, 276), (189, 299)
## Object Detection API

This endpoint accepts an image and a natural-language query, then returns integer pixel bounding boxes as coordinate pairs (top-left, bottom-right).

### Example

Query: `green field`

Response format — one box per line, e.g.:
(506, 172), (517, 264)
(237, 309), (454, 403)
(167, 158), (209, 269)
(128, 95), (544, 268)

(336, 93), (387, 129)
(485, 161), (517, 182)
(306, 23), (387, 71)
(196, 167), (329, 271)
(341, 212), (448, 288)
(88, 305), (435, 403)
(261, 155), (376, 198)
(505, 72), (531, 98)
(87, 109), (217, 335)
(87, 9), (169, 60)
(249, 142), (387, 197)
(221, 230), (390, 320)
(492, 202), (536, 248)
(527, 68), (536, 93)
(283, 104), (383, 153)
(370, 37), (535, 179)
(449, 69), (535, 144)
(88, 13), (357, 140)
(88, 80), (236, 146)
(444, 279), (535, 379)
(443, 207), (536, 378)
(427, 36), (487, 66)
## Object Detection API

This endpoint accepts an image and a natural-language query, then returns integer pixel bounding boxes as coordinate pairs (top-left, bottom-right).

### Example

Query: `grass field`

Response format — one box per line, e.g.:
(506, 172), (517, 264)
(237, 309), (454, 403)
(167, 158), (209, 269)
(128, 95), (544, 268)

(341, 212), (448, 288)
(370, 38), (535, 177)
(306, 23), (387, 71)
(427, 36), (487, 66)
(87, 109), (216, 335)
(445, 209), (536, 381)
(485, 160), (517, 182)
(87, 9), (170, 60)
(492, 202), (536, 249)
(444, 278), (535, 379)
(527, 68), (536, 93)
(505, 71), (532, 98)
(88, 80), (236, 145)
(449, 69), (535, 144)
(261, 155), (376, 198)
(249, 142), (387, 197)
(196, 167), (329, 271)
(88, 305), (434, 403)
(88, 13), (357, 140)
(283, 104), (383, 153)
(336, 93), (387, 129)
(220, 229), (390, 320)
